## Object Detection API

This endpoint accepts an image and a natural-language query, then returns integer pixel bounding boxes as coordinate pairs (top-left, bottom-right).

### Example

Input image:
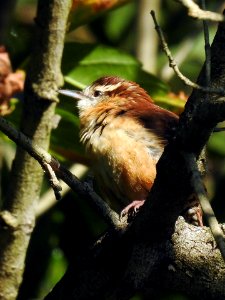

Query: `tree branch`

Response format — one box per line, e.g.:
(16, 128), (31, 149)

(201, 0), (211, 86)
(176, 0), (224, 21)
(45, 217), (225, 300)
(132, 10), (225, 242)
(0, 116), (121, 229)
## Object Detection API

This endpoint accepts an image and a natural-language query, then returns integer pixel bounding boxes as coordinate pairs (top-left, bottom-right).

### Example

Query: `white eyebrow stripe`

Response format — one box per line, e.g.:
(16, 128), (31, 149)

(94, 82), (123, 92)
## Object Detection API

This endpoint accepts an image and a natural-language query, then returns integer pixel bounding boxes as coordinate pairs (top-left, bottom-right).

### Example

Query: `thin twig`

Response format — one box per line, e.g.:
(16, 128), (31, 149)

(36, 163), (88, 217)
(150, 10), (225, 95)
(185, 153), (225, 262)
(42, 161), (62, 201)
(176, 0), (224, 22)
(160, 37), (193, 81)
(0, 116), (122, 229)
(201, 0), (211, 86)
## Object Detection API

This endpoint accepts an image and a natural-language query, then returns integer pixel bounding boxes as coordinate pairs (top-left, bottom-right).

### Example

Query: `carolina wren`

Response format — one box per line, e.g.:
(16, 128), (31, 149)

(59, 76), (202, 224)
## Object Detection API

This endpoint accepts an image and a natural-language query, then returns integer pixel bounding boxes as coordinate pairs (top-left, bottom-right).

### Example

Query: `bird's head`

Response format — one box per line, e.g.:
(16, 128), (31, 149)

(58, 76), (153, 113)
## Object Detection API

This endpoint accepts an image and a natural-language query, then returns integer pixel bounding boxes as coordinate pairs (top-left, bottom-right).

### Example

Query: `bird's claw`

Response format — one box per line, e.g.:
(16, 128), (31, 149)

(186, 205), (203, 227)
(120, 200), (145, 221)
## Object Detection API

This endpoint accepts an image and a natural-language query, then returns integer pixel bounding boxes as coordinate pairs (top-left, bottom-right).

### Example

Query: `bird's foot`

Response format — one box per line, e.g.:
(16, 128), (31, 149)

(120, 200), (145, 220)
(185, 204), (203, 226)
(184, 195), (203, 226)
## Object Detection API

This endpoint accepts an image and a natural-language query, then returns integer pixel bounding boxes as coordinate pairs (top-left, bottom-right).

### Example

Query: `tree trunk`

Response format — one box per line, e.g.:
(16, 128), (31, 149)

(0, 1), (72, 299)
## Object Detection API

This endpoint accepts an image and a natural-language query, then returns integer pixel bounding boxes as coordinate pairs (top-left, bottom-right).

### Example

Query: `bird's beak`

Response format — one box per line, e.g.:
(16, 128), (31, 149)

(58, 89), (90, 101)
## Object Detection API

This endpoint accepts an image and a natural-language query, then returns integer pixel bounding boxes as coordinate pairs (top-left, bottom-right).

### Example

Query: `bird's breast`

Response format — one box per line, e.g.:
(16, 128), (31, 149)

(79, 111), (165, 205)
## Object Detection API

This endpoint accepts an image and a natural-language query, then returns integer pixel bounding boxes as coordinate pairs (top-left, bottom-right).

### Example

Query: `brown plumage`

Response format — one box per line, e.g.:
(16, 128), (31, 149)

(59, 76), (179, 214)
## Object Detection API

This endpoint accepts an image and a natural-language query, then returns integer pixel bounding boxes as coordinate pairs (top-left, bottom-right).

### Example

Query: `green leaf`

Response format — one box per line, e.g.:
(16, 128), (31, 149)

(62, 42), (169, 98)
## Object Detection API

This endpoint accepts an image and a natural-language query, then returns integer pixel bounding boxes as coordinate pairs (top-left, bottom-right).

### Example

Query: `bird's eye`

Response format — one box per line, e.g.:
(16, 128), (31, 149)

(93, 90), (102, 97)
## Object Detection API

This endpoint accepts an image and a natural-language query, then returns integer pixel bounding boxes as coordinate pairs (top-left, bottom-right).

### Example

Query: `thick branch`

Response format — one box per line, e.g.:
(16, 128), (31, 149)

(45, 10), (225, 300)
(0, 1), (72, 299)
(132, 12), (225, 241)
(45, 218), (225, 300)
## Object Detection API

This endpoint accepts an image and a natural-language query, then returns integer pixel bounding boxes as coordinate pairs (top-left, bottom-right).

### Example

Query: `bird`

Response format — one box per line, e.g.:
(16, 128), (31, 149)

(59, 76), (202, 225)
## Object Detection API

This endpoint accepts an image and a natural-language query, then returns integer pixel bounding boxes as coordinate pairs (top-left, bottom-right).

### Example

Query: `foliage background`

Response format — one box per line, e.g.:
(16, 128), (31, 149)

(1, 0), (225, 299)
